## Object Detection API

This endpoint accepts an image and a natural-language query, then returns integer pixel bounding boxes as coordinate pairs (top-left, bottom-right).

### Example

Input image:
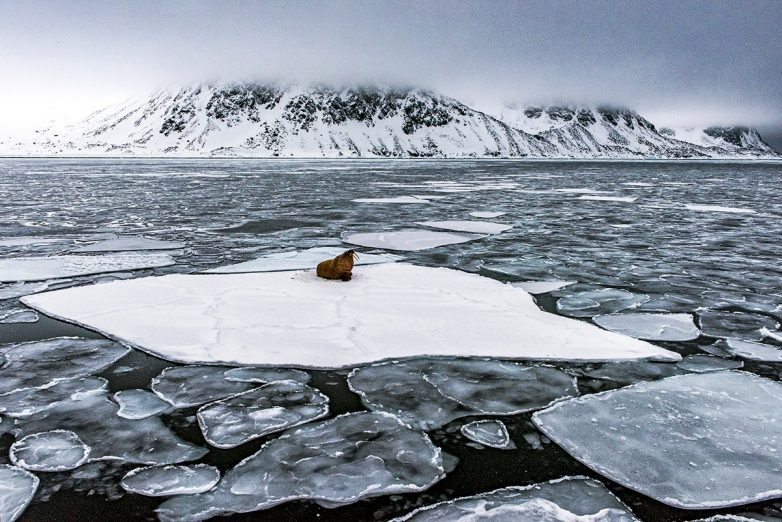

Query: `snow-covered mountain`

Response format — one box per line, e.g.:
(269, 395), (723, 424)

(1, 83), (778, 159)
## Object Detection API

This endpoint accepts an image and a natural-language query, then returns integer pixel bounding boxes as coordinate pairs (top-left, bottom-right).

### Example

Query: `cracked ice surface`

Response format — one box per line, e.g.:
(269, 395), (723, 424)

(156, 412), (445, 521)
(592, 313), (700, 341)
(392, 476), (638, 521)
(114, 389), (172, 419)
(415, 220), (512, 234)
(222, 367), (310, 383)
(197, 380), (329, 448)
(121, 465), (220, 497)
(73, 237), (185, 253)
(556, 288), (649, 318)
(676, 355), (743, 373)
(0, 254), (175, 282)
(0, 465), (39, 522)
(723, 339), (782, 363)
(511, 280), (576, 295)
(342, 230), (482, 251)
(697, 310), (779, 341)
(205, 247), (400, 274)
(10, 430), (90, 471)
(151, 366), (257, 408)
(22, 264), (678, 367)
(349, 358), (578, 430)
(460, 420), (514, 449)
(533, 372), (782, 509)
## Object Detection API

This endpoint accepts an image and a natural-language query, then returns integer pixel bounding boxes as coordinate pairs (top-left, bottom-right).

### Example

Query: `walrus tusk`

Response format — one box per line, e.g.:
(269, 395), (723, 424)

(316, 249), (358, 281)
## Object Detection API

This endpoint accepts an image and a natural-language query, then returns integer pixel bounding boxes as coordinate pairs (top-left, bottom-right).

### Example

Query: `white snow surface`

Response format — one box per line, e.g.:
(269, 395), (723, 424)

(685, 204), (756, 214)
(342, 230), (482, 251)
(592, 313), (700, 341)
(22, 264), (678, 367)
(416, 220), (512, 234)
(73, 237), (185, 253)
(204, 247), (400, 274)
(0, 254), (175, 282)
(0, 465), (39, 522)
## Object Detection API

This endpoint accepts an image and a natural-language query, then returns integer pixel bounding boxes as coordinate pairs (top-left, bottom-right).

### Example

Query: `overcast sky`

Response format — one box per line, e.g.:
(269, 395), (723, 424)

(1, 0), (780, 147)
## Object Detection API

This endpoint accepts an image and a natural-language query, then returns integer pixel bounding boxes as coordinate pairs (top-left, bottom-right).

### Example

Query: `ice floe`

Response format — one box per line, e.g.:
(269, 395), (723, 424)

(415, 220), (512, 234)
(151, 366), (257, 408)
(0, 237), (69, 247)
(511, 280), (576, 295)
(554, 188), (610, 194)
(761, 327), (782, 343)
(121, 464), (220, 496)
(205, 247), (400, 274)
(723, 339), (782, 362)
(676, 355), (743, 373)
(0, 309), (38, 324)
(23, 264), (677, 366)
(342, 230), (481, 251)
(392, 476), (638, 521)
(197, 380), (329, 448)
(468, 211), (505, 219)
(533, 372), (782, 509)
(0, 465), (39, 522)
(460, 420), (514, 449)
(574, 361), (683, 386)
(352, 196), (431, 204)
(685, 204), (756, 214)
(73, 237), (185, 253)
(556, 288), (649, 318)
(10, 430), (90, 471)
(579, 196), (637, 202)
(222, 367), (310, 383)
(0, 253), (175, 282)
(0, 282), (51, 300)
(114, 389), (172, 419)
(698, 310), (779, 341)
(348, 359), (578, 430)
(157, 412), (445, 521)
(592, 313), (700, 341)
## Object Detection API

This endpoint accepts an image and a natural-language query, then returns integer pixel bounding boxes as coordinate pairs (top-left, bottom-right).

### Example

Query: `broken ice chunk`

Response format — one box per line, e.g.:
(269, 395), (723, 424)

(114, 389), (172, 419)
(0, 282), (50, 300)
(157, 412), (445, 521)
(0, 309), (38, 324)
(511, 280), (576, 295)
(73, 237), (185, 253)
(222, 367), (310, 383)
(676, 355), (743, 373)
(342, 230), (482, 251)
(578, 195), (637, 202)
(0, 237), (69, 247)
(151, 366), (257, 408)
(556, 288), (649, 318)
(460, 420), (514, 449)
(391, 476), (638, 521)
(205, 247), (400, 274)
(468, 211), (505, 219)
(593, 313), (700, 341)
(0, 254), (175, 283)
(698, 310), (779, 341)
(197, 380), (329, 448)
(10, 430), (90, 471)
(352, 196), (431, 204)
(415, 220), (512, 234)
(685, 204), (756, 214)
(723, 339), (782, 363)
(121, 464), (220, 496)
(0, 464), (39, 522)
(533, 372), (782, 509)
(575, 361), (683, 386)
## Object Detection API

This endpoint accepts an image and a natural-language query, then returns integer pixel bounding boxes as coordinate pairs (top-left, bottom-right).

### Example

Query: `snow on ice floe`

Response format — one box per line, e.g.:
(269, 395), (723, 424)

(511, 280), (576, 295)
(73, 237), (185, 253)
(578, 195), (637, 202)
(676, 355), (743, 373)
(592, 313), (700, 341)
(205, 247), (400, 274)
(352, 196), (432, 204)
(0, 465), (39, 522)
(121, 464), (220, 497)
(533, 371), (782, 509)
(697, 310), (780, 341)
(156, 412), (445, 521)
(468, 211), (506, 219)
(114, 389), (172, 419)
(348, 358), (578, 430)
(460, 420), (514, 449)
(556, 288), (649, 318)
(415, 220), (512, 235)
(392, 476), (638, 521)
(23, 264), (678, 367)
(0, 309), (38, 324)
(197, 380), (329, 448)
(0, 253), (175, 282)
(685, 204), (756, 214)
(10, 430), (90, 471)
(342, 230), (482, 251)
(152, 366), (257, 408)
(723, 339), (782, 362)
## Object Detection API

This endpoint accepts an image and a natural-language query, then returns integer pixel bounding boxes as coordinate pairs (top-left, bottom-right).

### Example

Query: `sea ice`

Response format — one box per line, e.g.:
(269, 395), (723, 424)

(352, 196), (431, 204)
(0, 282), (51, 300)
(723, 338), (782, 362)
(121, 464), (220, 496)
(10, 430), (90, 471)
(0, 465), (39, 522)
(533, 372), (782, 509)
(22, 264), (678, 367)
(0, 309), (38, 324)
(579, 196), (637, 202)
(554, 188), (610, 194)
(0, 237), (68, 247)
(511, 280), (576, 295)
(197, 380), (329, 448)
(342, 230), (481, 251)
(575, 361), (683, 386)
(348, 359), (578, 430)
(0, 253), (175, 282)
(415, 220), (512, 234)
(205, 247), (400, 274)
(391, 476), (638, 521)
(222, 367), (310, 383)
(468, 211), (505, 218)
(592, 313), (700, 341)
(761, 328), (782, 343)
(460, 420), (514, 449)
(676, 355), (743, 373)
(157, 412), (445, 521)
(114, 389), (172, 419)
(685, 204), (756, 214)
(151, 366), (257, 408)
(556, 288), (649, 318)
(698, 310), (779, 341)
(73, 237), (185, 253)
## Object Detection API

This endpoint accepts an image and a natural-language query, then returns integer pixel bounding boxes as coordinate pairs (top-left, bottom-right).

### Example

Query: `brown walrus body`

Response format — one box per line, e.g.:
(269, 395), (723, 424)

(316, 249), (358, 281)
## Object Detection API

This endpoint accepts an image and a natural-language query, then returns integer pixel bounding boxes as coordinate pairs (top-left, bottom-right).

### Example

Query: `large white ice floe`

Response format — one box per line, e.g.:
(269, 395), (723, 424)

(352, 196), (432, 204)
(723, 338), (782, 362)
(342, 230), (482, 251)
(592, 313), (700, 341)
(391, 476), (638, 521)
(415, 220), (512, 234)
(532, 371), (782, 509)
(113, 389), (172, 419)
(197, 380), (329, 448)
(460, 420), (514, 449)
(0, 253), (175, 282)
(204, 246), (400, 274)
(0, 464), (39, 522)
(685, 204), (756, 214)
(121, 464), (220, 497)
(348, 358), (578, 430)
(73, 237), (185, 253)
(156, 412), (446, 521)
(22, 264), (679, 367)
(10, 430), (90, 471)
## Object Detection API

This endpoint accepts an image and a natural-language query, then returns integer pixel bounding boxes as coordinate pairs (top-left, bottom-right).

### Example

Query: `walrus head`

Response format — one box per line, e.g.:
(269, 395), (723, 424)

(336, 249), (358, 273)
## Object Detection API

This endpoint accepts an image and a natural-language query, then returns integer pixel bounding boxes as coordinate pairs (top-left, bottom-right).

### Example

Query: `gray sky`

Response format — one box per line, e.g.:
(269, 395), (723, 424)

(1, 0), (780, 148)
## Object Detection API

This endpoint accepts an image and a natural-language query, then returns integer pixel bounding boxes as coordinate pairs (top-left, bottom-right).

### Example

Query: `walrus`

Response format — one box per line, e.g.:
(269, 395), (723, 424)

(316, 249), (358, 281)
